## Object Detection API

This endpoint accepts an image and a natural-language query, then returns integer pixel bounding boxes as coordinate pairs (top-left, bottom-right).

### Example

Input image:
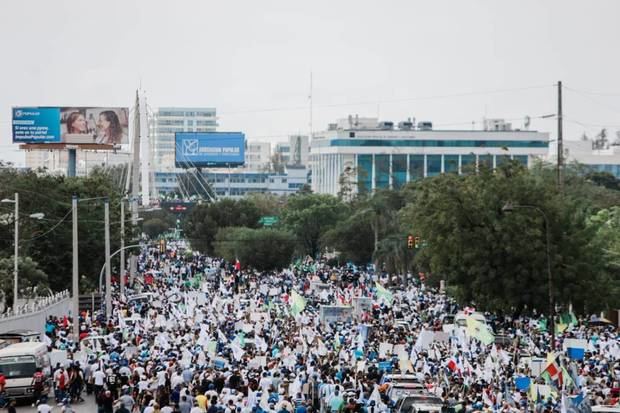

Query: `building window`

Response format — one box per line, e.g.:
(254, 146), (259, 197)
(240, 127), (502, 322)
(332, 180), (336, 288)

(409, 155), (424, 180)
(357, 155), (373, 193)
(513, 155), (528, 167)
(375, 155), (390, 189)
(426, 155), (442, 177)
(392, 154), (407, 189)
(461, 154), (476, 174)
(444, 155), (459, 174)
(496, 155), (511, 167)
(478, 154), (493, 169)
(328, 139), (548, 148)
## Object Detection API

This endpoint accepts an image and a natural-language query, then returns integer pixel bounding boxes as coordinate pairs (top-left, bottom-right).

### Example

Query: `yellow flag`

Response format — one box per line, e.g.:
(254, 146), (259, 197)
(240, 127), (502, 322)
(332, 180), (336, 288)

(466, 317), (494, 345)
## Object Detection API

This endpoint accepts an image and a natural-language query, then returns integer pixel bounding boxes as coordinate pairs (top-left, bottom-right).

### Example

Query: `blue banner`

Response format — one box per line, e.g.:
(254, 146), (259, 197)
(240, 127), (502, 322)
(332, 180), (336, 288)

(175, 132), (245, 167)
(12, 107), (61, 143)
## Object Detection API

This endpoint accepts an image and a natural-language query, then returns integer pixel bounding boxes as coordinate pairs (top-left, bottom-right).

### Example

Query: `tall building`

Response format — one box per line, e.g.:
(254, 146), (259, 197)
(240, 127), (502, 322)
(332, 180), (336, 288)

(151, 107), (217, 171)
(310, 116), (550, 195)
(288, 135), (310, 166)
(274, 142), (291, 165)
(245, 141), (271, 171)
(273, 135), (310, 167)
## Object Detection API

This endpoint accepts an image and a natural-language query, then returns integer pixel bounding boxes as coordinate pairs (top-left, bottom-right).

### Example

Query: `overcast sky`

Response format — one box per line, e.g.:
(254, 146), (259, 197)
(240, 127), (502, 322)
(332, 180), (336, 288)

(1, 0), (620, 165)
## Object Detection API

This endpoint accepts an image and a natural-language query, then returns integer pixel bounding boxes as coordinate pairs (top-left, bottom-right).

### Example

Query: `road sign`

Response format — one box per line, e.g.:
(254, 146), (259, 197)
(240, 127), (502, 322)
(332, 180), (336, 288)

(259, 216), (279, 226)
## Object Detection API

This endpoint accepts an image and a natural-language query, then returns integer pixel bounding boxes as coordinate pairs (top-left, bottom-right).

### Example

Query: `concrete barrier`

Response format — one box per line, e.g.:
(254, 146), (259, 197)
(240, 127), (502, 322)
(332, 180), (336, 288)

(0, 290), (71, 338)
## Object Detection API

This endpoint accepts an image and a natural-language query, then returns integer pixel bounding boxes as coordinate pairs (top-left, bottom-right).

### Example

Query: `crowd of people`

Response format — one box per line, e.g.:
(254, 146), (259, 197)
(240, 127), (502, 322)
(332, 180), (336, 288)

(40, 242), (618, 413)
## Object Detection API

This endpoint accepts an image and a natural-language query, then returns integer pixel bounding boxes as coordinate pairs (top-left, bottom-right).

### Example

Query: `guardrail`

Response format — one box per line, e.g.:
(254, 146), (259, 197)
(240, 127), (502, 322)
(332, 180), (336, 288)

(0, 290), (70, 319)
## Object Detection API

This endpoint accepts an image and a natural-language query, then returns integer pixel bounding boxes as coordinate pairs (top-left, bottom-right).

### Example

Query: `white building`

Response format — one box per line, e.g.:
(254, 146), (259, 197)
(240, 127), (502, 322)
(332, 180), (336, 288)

(244, 141), (271, 171)
(24, 149), (131, 176)
(550, 138), (620, 178)
(310, 116), (550, 195)
(154, 165), (309, 199)
(151, 107), (217, 171)
(274, 135), (310, 167)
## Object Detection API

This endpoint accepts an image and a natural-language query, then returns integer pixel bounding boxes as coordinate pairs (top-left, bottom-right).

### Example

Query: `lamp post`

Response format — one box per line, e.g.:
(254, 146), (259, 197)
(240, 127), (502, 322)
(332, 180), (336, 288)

(502, 202), (554, 348)
(1, 193), (44, 311)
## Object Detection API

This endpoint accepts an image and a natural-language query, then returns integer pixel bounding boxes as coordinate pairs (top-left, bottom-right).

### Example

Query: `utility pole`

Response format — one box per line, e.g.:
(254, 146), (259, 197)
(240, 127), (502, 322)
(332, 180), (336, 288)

(120, 199), (125, 297)
(104, 198), (112, 320)
(557, 81), (563, 190)
(72, 195), (79, 340)
(13, 193), (18, 311)
(131, 90), (141, 225)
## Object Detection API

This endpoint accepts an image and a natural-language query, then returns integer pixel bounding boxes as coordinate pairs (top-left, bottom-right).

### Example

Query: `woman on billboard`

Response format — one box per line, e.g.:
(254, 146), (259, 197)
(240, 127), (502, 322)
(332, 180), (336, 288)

(65, 112), (88, 134)
(95, 110), (124, 145)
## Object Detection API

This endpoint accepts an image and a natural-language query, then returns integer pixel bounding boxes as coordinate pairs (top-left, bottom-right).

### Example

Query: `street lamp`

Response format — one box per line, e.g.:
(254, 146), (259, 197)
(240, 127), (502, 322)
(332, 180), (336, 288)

(502, 202), (555, 348)
(1, 193), (44, 311)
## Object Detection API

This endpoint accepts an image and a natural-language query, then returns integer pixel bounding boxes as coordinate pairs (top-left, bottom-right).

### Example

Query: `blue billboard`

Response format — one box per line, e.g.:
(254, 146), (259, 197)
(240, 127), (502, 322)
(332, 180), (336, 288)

(12, 107), (62, 143)
(12, 106), (129, 145)
(175, 132), (245, 168)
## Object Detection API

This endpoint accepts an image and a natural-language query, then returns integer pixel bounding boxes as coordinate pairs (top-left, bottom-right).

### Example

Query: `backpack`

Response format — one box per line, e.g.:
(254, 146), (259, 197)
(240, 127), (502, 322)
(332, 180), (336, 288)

(33, 373), (44, 390)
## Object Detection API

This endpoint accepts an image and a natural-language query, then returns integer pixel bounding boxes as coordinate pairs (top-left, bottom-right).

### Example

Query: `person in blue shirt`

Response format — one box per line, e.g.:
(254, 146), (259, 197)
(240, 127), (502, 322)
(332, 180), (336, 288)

(295, 400), (308, 413)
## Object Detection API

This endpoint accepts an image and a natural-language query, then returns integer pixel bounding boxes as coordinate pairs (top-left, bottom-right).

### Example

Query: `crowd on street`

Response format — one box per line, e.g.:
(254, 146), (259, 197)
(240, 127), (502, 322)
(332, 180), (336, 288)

(38, 242), (619, 413)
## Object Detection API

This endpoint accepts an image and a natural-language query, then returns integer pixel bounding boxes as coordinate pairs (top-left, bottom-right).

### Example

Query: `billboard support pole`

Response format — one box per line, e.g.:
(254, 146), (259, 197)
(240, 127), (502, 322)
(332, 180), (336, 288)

(67, 148), (77, 177)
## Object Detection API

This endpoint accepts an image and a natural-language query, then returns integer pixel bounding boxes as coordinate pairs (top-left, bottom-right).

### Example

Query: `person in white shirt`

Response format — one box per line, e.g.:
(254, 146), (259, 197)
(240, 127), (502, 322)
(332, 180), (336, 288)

(93, 368), (106, 394)
(36, 398), (53, 413)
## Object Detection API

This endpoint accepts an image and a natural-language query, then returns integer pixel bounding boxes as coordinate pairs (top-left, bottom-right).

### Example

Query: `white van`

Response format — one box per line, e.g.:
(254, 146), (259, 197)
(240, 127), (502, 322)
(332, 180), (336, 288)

(0, 342), (50, 401)
(455, 311), (487, 327)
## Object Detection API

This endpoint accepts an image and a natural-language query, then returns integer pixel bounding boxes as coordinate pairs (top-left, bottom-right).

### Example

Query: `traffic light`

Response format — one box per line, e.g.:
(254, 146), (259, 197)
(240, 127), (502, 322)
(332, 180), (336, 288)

(407, 235), (414, 249)
(414, 236), (421, 249)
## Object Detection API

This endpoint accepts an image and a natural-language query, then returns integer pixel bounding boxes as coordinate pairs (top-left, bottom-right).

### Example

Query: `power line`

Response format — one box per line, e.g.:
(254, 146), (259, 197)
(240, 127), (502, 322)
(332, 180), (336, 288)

(218, 84), (554, 116)
(564, 86), (620, 117)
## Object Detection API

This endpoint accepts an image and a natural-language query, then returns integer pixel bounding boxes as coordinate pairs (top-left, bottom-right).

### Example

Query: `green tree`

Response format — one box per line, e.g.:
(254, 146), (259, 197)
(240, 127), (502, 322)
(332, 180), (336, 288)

(322, 213), (375, 265)
(214, 227), (295, 271)
(588, 206), (620, 270)
(0, 166), (124, 294)
(281, 194), (348, 257)
(400, 162), (615, 314)
(183, 199), (261, 254)
(0, 256), (48, 309)
(140, 208), (177, 239)
(142, 218), (170, 239)
(585, 171), (620, 191)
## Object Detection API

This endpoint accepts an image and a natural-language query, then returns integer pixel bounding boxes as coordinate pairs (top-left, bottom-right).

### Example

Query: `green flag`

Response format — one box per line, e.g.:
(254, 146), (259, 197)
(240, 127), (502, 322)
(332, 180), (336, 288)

(290, 290), (306, 316)
(538, 319), (548, 332)
(375, 282), (393, 304)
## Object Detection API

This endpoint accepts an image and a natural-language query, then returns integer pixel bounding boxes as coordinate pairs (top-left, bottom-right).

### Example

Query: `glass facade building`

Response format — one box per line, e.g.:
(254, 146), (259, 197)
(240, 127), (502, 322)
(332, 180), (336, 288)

(310, 119), (550, 195)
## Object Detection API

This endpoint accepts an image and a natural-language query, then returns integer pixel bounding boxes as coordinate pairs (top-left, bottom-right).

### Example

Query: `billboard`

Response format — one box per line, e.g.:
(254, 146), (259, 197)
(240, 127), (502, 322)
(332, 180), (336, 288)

(175, 132), (245, 168)
(12, 107), (129, 145)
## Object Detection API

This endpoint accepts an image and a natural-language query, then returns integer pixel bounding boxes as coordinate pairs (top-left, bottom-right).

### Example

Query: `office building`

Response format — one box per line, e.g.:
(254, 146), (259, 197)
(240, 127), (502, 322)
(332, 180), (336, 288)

(274, 135), (310, 167)
(244, 141), (271, 171)
(151, 107), (218, 171)
(154, 165), (309, 199)
(310, 116), (550, 195)
(551, 137), (620, 178)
